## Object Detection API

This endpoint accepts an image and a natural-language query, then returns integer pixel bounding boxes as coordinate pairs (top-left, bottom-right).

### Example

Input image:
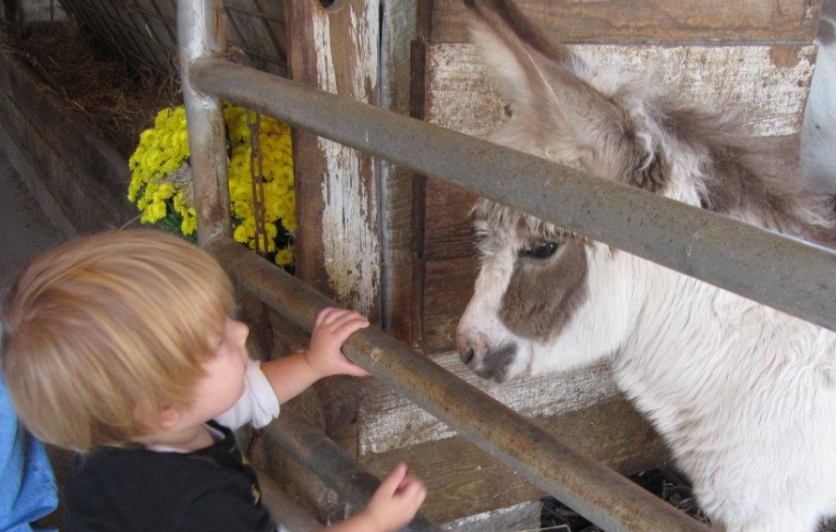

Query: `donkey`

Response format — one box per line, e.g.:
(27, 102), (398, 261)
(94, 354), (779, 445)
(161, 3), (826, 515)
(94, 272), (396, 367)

(454, 1), (836, 531)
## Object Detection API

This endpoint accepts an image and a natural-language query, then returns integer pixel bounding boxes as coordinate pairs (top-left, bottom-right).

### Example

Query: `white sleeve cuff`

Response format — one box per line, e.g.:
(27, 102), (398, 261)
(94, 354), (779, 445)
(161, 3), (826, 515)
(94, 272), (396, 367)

(214, 359), (280, 431)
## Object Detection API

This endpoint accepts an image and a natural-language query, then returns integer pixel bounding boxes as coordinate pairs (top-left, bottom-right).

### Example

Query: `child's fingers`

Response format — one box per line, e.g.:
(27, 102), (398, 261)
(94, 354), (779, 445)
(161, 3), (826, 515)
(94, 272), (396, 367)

(332, 316), (370, 341)
(316, 307), (354, 326)
(319, 312), (369, 342)
(396, 475), (426, 498)
(317, 308), (367, 328)
(315, 307), (339, 326)
(395, 476), (427, 516)
(377, 463), (409, 497)
(328, 310), (367, 328)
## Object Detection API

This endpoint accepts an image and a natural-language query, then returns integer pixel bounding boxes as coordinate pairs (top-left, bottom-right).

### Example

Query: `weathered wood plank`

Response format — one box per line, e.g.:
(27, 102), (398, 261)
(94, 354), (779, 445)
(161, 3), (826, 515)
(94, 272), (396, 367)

(226, 0), (287, 75)
(286, 0), (383, 320)
(379, 0), (418, 343)
(422, 177), (479, 261)
(422, 255), (479, 352)
(426, 43), (817, 139)
(442, 502), (540, 532)
(109, 0), (167, 69)
(362, 398), (668, 525)
(61, 0), (287, 76)
(357, 354), (621, 455)
(129, 0), (177, 58)
(0, 50), (134, 233)
(432, 0), (823, 44)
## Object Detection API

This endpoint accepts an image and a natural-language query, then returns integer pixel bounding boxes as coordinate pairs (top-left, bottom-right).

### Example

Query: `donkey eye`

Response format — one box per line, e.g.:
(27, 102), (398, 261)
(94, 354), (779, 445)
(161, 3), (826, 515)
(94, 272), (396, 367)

(519, 241), (559, 259)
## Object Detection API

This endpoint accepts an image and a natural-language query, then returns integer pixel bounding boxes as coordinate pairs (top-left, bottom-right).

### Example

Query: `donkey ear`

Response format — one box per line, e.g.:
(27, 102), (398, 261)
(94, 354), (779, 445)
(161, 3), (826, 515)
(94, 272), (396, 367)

(466, 0), (639, 180)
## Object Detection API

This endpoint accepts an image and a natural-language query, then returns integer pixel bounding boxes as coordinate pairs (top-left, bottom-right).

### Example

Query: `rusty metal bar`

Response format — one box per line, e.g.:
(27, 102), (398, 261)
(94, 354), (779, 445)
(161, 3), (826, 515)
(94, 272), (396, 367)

(189, 58), (836, 334)
(264, 411), (440, 532)
(257, 476), (321, 532)
(209, 237), (711, 532)
(177, 0), (231, 243)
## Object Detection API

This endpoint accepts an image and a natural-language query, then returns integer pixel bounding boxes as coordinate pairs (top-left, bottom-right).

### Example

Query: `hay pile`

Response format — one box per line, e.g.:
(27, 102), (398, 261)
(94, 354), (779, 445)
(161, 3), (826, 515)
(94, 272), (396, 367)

(0, 20), (180, 157)
(541, 466), (836, 531)
(540, 468), (709, 531)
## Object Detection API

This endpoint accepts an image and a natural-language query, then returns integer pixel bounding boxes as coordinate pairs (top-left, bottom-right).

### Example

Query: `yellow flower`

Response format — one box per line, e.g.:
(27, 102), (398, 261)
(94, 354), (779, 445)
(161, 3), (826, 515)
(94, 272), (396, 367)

(128, 104), (295, 263)
(275, 248), (294, 266)
(181, 213), (197, 235)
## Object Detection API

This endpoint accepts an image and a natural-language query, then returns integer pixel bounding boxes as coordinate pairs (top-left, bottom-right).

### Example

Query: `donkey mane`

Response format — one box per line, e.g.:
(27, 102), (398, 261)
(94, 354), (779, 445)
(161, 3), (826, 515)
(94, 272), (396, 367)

(467, 0), (836, 250)
(666, 106), (836, 245)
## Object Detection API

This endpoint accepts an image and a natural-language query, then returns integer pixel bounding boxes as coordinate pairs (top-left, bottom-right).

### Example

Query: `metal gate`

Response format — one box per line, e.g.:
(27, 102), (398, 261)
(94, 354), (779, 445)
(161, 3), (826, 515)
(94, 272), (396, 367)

(178, 1), (836, 531)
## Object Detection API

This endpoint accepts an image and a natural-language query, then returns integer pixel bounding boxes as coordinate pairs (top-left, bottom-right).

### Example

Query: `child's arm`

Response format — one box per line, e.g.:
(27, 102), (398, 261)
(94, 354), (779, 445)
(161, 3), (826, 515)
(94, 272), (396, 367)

(260, 308), (370, 404)
(317, 464), (427, 532)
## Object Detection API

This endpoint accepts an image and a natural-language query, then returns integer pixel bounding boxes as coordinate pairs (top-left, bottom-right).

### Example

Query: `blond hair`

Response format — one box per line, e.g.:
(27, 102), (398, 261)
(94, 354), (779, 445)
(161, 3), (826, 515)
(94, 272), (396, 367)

(1, 229), (234, 451)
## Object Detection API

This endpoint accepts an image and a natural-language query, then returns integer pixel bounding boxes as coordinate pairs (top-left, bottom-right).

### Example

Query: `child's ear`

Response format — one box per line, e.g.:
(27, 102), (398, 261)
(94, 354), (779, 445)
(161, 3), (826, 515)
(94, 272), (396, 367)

(155, 406), (181, 429)
(136, 403), (181, 430)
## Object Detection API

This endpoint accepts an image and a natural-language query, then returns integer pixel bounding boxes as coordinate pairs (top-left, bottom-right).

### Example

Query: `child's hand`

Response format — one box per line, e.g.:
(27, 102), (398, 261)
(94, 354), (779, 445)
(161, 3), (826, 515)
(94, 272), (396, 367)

(305, 308), (370, 379)
(362, 464), (427, 532)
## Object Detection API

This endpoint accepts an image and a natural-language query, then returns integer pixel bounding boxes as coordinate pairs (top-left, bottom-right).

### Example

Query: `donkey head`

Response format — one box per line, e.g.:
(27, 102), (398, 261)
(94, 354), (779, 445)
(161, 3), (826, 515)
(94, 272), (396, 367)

(455, 0), (759, 382)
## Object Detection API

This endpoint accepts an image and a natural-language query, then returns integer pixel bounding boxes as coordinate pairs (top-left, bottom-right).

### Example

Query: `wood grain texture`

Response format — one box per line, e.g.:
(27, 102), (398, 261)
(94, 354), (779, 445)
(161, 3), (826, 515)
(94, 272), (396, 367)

(357, 355), (621, 455)
(422, 255), (480, 352)
(425, 43), (817, 139)
(422, 177), (479, 261)
(58, 0), (288, 75)
(286, 0), (382, 319)
(361, 398), (668, 524)
(431, 0), (823, 44)
(442, 502), (540, 532)
(225, 0), (288, 74)
(379, 0), (419, 343)
(0, 50), (134, 233)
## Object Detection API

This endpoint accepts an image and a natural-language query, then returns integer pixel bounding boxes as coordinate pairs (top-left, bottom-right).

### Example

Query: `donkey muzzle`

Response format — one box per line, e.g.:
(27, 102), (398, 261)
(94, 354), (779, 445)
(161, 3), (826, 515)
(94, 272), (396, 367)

(458, 339), (518, 383)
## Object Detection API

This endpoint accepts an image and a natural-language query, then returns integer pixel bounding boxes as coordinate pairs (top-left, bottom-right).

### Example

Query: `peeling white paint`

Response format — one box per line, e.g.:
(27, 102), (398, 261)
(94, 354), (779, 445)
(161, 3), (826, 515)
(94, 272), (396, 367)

(427, 43), (816, 138)
(441, 501), (540, 531)
(311, 6), (381, 315)
(350, 4), (379, 97)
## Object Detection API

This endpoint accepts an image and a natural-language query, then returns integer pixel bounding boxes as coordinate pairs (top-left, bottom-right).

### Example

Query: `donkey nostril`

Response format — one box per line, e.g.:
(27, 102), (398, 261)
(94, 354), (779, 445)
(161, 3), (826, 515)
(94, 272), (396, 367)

(460, 347), (475, 365)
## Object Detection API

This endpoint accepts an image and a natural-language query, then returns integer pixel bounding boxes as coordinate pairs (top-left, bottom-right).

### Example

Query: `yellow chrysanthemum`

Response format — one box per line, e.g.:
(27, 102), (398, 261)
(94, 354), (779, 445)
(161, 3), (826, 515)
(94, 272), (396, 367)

(128, 104), (295, 266)
(275, 248), (294, 266)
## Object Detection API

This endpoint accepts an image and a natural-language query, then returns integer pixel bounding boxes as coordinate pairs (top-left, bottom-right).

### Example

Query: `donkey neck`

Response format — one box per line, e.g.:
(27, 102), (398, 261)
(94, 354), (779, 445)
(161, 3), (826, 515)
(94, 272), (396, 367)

(614, 255), (835, 403)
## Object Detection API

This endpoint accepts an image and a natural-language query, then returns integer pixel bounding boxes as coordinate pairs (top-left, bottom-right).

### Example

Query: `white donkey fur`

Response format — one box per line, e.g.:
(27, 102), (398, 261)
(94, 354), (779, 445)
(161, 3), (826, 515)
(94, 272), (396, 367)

(456, 1), (836, 531)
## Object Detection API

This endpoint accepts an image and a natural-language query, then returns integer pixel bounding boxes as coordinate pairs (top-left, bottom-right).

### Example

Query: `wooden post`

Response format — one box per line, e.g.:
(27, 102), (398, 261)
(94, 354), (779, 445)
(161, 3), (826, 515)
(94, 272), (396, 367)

(285, 0), (383, 322)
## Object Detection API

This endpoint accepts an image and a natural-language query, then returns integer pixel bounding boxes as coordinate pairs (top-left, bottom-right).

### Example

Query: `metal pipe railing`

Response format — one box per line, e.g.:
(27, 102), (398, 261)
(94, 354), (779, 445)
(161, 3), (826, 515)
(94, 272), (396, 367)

(177, 0), (232, 244)
(209, 237), (712, 532)
(189, 58), (836, 334)
(264, 411), (439, 532)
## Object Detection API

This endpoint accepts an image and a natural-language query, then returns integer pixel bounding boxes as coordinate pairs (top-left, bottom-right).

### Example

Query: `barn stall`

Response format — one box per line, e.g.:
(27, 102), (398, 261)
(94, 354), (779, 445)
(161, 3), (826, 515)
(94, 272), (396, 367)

(0, 0), (826, 529)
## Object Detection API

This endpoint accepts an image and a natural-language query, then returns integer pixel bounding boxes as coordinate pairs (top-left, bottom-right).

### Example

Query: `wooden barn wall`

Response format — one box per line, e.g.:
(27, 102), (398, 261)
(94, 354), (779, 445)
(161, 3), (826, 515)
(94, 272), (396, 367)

(0, 49), (134, 235)
(285, 0), (383, 321)
(431, 0), (823, 43)
(57, 0), (287, 76)
(415, 0), (824, 355)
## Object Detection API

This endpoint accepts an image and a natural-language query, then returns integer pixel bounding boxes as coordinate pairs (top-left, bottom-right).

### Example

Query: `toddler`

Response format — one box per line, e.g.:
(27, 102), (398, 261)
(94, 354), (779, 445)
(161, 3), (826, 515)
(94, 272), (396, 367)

(1, 229), (426, 532)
